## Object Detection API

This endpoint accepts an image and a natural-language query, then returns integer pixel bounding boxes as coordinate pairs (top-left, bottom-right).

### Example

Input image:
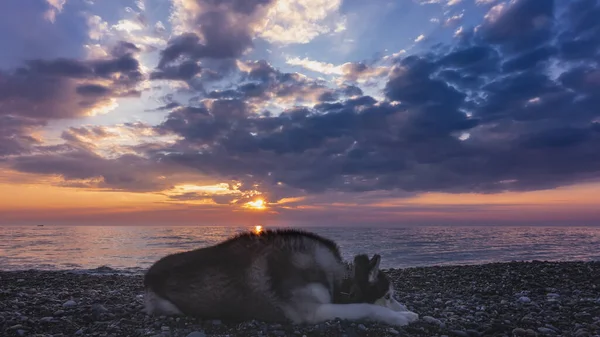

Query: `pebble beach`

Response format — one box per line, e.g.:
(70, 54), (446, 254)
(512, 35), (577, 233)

(1, 261), (599, 337)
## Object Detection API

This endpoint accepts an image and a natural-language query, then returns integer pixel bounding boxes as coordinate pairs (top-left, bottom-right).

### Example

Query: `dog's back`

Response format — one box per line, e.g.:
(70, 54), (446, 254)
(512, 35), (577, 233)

(144, 229), (346, 322)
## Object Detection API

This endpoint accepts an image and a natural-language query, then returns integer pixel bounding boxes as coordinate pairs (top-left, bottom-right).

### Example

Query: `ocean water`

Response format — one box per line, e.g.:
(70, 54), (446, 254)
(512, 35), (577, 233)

(0, 225), (599, 272)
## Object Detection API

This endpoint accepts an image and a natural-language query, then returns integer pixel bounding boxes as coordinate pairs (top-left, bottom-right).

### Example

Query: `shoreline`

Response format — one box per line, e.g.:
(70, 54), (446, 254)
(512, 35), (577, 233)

(2, 258), (599, 275)
(1, 261), (599, 337)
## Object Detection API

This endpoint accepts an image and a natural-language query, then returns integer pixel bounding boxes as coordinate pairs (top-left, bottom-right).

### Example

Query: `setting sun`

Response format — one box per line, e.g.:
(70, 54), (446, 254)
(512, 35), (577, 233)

(254, 225), (263, 234)
(245, 199), (266, 210)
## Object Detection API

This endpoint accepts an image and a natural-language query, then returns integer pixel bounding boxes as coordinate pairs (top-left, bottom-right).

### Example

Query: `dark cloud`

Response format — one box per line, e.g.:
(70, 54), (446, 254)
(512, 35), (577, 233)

(0, 116), (44, 157)
(385, 56), (467, 108)
(150, 60), (202, 81)
(0, 54), (142, 120)
(501, 46), (557, 73)
(437, 45), (500, 75)
(76, 84), (111, 96)
(478, 0), (555, 53)
(6, 0), (600, 204)
(123, 0), (599, 200)
(557, 0), (600, 61)
(110, 41), (142, 57)
(157, 0), (275, 68)
(203, 60), (351, 106)
(24, 54), (142, 82)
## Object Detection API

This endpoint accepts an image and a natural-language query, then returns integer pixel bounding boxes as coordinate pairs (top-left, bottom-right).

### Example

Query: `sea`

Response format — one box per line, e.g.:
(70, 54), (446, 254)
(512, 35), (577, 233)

(1, 225), (599, 272)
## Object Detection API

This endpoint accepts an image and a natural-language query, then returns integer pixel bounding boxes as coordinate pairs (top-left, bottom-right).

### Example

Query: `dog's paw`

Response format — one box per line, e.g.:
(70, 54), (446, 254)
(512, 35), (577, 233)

(401, 311), (419, 323)
(381, 310), (419, 326)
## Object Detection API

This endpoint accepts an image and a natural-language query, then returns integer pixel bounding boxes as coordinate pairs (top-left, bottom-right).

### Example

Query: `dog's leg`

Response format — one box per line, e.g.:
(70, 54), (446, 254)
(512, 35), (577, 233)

(144, 289), (183, 316)
(310, 303), (418, 326)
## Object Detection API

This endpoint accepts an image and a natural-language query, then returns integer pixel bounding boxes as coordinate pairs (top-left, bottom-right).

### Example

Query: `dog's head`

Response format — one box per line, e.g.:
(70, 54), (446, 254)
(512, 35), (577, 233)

(339, 254), (407, 311)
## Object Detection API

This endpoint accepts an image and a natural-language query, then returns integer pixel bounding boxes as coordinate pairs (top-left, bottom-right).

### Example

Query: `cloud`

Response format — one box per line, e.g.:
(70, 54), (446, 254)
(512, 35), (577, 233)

(414, 34), (426, 42)
(479, 0), (555, 52)
(444, 13), (464, 27)
(257, 0), (346, 44)
(5, 0), (600, 210)
(202, 60), (358, 108)
(44, 0), (67, 23)
(0, 116), (45, 157)
(0, 53), (143, 120)
(150, 60), (202, 81)
(124, 0), (599, 201)
(163, 0), (275, 67)
(285, 57), (390, 83)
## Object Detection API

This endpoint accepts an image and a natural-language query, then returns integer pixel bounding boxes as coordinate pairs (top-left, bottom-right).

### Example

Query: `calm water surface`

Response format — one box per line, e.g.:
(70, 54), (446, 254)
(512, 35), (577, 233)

(1, 226), (599, 272)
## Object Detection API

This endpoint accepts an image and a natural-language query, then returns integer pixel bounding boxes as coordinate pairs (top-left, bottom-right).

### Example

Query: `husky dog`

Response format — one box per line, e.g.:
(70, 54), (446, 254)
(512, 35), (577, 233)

(144, 229), (418, 326)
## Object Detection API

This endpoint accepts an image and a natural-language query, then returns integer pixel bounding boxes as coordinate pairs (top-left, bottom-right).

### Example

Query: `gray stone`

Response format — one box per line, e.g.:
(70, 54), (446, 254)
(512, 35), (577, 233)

(451, 330), (469, 337)
(525, 329), (537, 336)
(62, 300), (77, 308)
(423, 315), (446, 328)
(513, 328), (528, 336)
(92, 304), (108, 314)
(186, 332), (207, 337)
(537, 327), (557, 335)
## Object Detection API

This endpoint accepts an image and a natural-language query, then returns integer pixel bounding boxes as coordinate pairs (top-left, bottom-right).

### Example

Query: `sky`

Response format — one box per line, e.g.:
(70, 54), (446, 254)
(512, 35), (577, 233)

(0, 0), (599, 226)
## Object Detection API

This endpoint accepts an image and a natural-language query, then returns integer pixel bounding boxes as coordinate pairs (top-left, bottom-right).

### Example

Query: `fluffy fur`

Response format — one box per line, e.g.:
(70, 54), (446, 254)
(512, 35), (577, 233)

(143, 229), (418, 326)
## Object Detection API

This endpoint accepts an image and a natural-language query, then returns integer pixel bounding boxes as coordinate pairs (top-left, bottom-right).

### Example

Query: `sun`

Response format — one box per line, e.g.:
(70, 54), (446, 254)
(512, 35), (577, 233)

(254, 225), (263, 234)
(245, 198), (266, 210)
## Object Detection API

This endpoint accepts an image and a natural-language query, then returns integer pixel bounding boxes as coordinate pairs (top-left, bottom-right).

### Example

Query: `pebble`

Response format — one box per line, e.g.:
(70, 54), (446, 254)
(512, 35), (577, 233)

(537, 327), (556, 334)
(466, 329), (481, 336)
(513, 328), (528, 336)
(519, 296), (532, 303)
(0, 262), (598, 337)
(423, 315), (446, 328)
(62, 300), (77, 307)
(92, 303), (109, 313)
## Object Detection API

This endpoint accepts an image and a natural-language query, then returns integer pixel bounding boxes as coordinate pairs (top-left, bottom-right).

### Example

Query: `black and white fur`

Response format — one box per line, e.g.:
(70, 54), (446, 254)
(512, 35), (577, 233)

(143, 229), (418, 326)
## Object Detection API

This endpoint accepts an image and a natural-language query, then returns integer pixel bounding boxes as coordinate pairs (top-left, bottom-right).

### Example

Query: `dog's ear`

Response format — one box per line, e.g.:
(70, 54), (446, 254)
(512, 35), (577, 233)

(368, 254), (381, 283)
(353, 254), (370, 276)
